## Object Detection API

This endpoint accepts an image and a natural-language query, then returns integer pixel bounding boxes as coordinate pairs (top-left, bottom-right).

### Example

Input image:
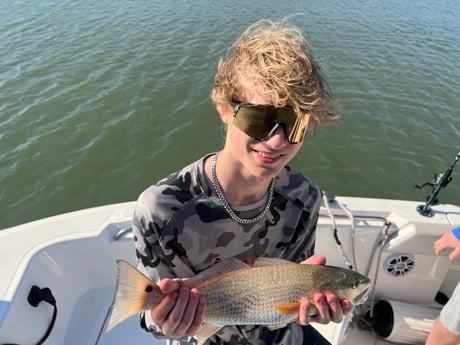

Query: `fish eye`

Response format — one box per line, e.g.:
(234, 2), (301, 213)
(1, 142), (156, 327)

(352, 281), (359, 289)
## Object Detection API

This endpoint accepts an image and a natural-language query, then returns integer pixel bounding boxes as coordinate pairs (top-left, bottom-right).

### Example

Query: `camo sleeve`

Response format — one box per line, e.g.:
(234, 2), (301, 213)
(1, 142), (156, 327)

(132, 163), (205, 342)
(132, 154), (322, 344)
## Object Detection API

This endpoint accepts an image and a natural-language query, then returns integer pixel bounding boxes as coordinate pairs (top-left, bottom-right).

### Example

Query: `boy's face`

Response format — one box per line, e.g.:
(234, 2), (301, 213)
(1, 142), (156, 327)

(218, 86), (303, 180)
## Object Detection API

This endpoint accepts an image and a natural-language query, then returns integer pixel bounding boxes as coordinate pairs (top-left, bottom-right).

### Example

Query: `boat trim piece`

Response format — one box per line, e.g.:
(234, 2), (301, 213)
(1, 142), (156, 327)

(0, 301), (10, 329)
(114, 227), (133, 241)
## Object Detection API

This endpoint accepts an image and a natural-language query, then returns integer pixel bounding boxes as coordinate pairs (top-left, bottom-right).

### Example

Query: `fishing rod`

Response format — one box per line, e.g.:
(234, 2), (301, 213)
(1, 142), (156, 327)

(415, 151), (460, 216)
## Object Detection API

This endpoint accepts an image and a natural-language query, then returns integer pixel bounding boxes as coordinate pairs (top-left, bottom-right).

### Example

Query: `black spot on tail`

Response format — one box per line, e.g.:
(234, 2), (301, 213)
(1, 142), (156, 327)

(145, 285), (154, 293)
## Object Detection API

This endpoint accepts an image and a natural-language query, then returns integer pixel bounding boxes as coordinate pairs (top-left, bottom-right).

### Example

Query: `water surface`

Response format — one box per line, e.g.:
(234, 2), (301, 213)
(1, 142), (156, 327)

(1, 0), (459, 229)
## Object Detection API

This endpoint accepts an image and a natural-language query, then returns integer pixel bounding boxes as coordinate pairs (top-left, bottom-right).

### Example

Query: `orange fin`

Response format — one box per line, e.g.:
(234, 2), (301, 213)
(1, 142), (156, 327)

(183, 258), (250, 289)
(275, 302), (300, 314)
(252, 257), (296, 267)
(196, 324), (223, 345)
(104, 260), (163, 333)
(267, 322), (290, 330)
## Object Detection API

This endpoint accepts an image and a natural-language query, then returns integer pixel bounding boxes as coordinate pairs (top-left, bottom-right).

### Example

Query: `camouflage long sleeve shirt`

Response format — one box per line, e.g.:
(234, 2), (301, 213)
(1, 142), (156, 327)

(133, 153), (323, 345)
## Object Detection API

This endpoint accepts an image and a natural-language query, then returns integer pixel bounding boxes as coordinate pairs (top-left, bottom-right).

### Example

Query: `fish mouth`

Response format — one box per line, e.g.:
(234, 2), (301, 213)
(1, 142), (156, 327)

(352, 285), (371, 305)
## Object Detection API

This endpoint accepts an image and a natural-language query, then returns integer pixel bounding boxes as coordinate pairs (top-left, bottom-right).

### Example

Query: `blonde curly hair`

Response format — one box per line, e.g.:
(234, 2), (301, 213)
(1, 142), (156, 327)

(211, 19), (338, 127)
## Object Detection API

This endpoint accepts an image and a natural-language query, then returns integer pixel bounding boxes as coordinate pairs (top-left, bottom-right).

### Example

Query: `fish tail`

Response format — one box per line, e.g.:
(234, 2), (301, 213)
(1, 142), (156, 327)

(104, 260), (163, 333)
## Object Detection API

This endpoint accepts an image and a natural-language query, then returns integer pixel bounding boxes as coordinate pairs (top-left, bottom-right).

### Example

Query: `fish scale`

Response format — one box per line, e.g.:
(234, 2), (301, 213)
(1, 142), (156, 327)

(194, 263), (365, 325)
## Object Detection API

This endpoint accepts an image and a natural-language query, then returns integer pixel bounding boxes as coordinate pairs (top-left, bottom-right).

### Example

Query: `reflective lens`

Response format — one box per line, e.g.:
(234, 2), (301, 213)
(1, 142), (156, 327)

(232, 102), (311, 144)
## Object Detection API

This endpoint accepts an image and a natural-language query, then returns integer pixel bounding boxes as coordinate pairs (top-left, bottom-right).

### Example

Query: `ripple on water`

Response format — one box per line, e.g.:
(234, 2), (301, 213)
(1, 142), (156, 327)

(1, 0), (459, 228)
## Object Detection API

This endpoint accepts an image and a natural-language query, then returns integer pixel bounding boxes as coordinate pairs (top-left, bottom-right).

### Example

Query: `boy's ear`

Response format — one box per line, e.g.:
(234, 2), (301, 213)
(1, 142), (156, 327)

(217, 103), (234, 124)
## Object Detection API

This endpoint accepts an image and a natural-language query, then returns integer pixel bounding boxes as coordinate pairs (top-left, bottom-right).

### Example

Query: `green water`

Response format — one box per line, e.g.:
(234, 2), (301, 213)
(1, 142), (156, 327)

(1, 0), (459, 229)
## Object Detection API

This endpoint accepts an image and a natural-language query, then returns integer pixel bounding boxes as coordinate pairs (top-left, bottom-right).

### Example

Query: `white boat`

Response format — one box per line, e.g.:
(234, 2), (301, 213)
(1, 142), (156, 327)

(1, 154), (459, 345)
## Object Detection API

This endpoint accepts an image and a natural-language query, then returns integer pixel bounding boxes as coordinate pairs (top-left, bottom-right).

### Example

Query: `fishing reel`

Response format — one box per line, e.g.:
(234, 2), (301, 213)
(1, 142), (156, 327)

(414, 152), (459, 216)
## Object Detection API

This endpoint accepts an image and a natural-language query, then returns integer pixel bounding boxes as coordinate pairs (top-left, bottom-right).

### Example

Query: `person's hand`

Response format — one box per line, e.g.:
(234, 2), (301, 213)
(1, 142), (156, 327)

(434, 228), (460, 261)
(150, 278), (206, 337)
(297, 255), (353, 325)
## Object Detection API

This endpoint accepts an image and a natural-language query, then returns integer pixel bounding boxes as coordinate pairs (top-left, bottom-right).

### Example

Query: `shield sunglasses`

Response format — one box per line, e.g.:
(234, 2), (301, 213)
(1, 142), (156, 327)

(231, 101), (312, 144)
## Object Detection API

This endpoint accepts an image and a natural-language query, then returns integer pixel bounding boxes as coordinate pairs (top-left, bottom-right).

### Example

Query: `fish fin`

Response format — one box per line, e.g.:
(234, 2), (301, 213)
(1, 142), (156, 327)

(252, 257), (296, 267)
(104, 260), (163, 333)
(183, 257), (250, 288)
(275, 302), (300, 314)
(267, 321), (292, 330)
(196, 324), (223, 345)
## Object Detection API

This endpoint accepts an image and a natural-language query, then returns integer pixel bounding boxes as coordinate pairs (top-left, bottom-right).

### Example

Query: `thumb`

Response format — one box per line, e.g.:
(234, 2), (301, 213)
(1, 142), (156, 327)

(302, 255), (326, 266)
(449, 247), (460, 261)
(159, 278), (182, 294)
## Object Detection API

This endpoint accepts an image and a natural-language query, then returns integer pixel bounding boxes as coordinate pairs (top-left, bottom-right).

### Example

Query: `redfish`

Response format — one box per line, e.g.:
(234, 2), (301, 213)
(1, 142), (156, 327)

(104, 257), (370, 345)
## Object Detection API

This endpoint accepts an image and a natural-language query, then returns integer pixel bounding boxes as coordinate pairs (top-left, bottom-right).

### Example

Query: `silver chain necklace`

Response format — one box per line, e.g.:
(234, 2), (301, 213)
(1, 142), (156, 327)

(210, 153), (274, 224)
